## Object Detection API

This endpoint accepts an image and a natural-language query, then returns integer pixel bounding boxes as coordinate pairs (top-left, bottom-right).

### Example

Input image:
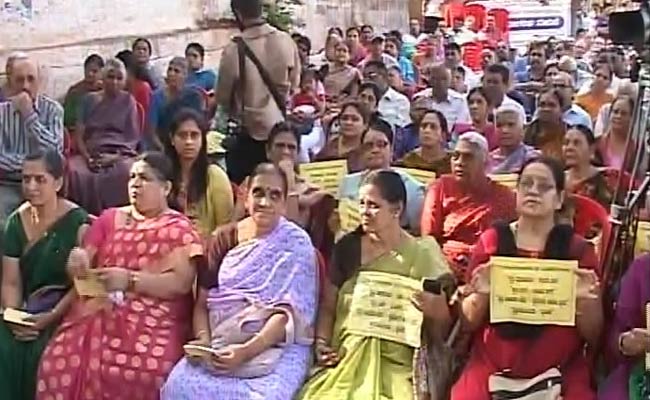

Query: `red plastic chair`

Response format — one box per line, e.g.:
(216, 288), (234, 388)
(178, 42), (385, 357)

(462, 41), (484, 72)
(571, 194), (610, 275)
(463, 3), (487, 31)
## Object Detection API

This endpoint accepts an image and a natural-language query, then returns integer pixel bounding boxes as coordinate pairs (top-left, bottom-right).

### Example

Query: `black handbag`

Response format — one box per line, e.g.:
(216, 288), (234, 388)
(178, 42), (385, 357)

(223, 36), (287, 150)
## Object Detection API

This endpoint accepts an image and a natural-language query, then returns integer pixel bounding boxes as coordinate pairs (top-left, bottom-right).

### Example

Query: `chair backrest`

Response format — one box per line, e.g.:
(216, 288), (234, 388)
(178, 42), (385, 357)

(571, 194), (610, 273)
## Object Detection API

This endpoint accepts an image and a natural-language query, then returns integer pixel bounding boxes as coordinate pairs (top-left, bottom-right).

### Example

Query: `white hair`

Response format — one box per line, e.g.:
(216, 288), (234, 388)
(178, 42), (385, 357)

(457, 131), (489, 161)
(102, 58), (126, 78)
(496, 104), (525, 127)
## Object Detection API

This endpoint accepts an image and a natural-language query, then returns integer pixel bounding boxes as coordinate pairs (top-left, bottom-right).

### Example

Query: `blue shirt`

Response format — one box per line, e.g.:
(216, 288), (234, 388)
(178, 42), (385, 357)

(148, 87), (204, 147)
(564, 104), (593, 130)
(398, 56), (416, 84)
(393, 123), (420, 161)
(186, 69), (218, 92)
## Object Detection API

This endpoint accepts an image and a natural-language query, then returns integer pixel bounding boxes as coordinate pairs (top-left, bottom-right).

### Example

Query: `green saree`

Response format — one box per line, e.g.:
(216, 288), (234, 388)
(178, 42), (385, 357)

(298, 235), (451, 400)
(0, 206), (87, 400)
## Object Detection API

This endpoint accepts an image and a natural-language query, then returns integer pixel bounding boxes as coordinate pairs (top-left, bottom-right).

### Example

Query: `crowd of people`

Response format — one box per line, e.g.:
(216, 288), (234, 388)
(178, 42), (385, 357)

(0, 0), (650, 399)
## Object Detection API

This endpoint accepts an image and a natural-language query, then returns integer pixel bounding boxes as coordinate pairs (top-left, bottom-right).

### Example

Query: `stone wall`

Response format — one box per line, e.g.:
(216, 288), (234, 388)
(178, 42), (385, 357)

(0, 0), (409, 99)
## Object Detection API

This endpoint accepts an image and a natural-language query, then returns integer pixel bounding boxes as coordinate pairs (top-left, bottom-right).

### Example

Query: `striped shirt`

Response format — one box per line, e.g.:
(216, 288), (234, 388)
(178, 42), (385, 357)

(0, 95), (63, 179)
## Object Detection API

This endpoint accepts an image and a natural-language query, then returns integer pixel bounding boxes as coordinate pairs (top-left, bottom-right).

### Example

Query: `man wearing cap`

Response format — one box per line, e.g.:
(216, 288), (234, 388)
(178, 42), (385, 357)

(489, 105), (540, 174)
(357, 34), (399, 70)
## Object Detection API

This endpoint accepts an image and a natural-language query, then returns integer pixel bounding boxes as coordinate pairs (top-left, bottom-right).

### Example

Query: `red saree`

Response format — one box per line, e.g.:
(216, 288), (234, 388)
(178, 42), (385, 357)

(421, 175), (516, 282)
(36, 207), (202, 400)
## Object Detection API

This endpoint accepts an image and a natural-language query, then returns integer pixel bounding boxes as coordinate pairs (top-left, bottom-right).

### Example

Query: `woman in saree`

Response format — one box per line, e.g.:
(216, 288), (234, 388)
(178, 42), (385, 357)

(398, 109), (452, 174)
(66, 58), (140, 216)
(598, 252), (650, 400)
(36, 152), (203, 400)
(596, 95), (635, 172)
(298, 170), (454, 400)
(575, 63), (615, 121)
(147, 57), (205, 151)
(161, 163), (318, 400)
(452, 87), (497, 151)
(0, 149), (89, 400)
(524, 88), (569, 161)
(316, 100), (370, 173)
(323, 41), (362, 103)
(421, 132), (517, 283)
(166, 108), (233, 236)
(63, 54), (104, 130)
(339, 117), (425, 233)
(452, 157), (603, 400)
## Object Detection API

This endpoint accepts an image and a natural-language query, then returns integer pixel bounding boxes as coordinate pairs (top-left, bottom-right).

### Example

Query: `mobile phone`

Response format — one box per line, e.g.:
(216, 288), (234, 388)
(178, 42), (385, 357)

(423, 278), (442, 295)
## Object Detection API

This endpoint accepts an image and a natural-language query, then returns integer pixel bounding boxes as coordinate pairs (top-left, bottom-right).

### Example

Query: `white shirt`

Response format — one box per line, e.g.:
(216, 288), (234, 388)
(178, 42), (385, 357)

(378, 87), (412, 128)
(413, 88), (471, 128)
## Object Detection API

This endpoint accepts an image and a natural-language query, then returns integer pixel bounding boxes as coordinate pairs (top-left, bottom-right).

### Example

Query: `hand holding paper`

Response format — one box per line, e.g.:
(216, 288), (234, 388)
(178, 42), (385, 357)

(575, 269), (600, 300)
(74, 271), (108, 297)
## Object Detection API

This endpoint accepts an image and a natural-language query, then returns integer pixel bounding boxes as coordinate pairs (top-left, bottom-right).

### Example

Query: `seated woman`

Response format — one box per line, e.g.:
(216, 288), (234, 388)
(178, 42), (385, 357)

(161, 163), (318, 400)
(421, 132), (517, 283)
(524, 88), (569, 160)
(452, 87), (497, 150)
(392, 96), (431, 161)
(63, 54), (104, 130)
(0, 149), (89, 400)
(339, 117), (425, 233)
(36, 152), (202, 399)
(147, 57), (204, 150)
(596, 95), (635, 172)
(575, 63), (615, 121)
(316, 100), (369, 173)
(398, 109), (452, 174)
(116, 49), (154, 121)
(166, 108), (233, 236)
(451, 157), (603, 400)
(488, 105), (540, 174)
(66, 58), (140, 216)
(563, 124), (622, 208)
(599, 252), (650, 400)
(323, 41), (362, 102)
(298, 170), (454, 400)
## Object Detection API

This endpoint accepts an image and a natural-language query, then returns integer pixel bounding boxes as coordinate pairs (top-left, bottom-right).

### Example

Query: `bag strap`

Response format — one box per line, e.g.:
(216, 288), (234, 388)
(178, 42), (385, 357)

(233, 36), (287, 117)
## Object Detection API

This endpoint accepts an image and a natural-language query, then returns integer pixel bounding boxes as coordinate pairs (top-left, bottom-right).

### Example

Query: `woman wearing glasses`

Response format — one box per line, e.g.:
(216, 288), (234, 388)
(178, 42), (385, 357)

(421, 132), (516, 283)
(451, 157), (602, 400)
(338, 117), (425, 233)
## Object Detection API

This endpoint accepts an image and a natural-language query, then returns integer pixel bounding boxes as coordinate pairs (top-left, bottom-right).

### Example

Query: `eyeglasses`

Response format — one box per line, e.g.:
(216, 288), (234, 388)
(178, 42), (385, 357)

(517, 178), (556, 194)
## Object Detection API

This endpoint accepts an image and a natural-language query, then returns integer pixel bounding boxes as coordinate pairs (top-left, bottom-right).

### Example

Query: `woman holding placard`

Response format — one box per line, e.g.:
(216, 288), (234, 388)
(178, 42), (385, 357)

(299, 170), (455, 400)
(452, 157), (603, 400)
(0, 149), (89, 400)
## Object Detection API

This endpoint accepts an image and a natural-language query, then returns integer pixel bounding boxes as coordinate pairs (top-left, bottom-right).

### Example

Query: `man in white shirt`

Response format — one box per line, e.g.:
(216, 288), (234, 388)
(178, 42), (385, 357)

(362, 61), (411, 128)
(358, 35), (399, 70)
(444, 42), (480, 89)
(414, 64), (471, 128)
(483, 63), (527, 123)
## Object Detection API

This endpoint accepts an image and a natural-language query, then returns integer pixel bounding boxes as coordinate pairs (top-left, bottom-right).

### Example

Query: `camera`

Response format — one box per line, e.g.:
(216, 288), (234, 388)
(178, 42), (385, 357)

(609, 0), (650, 46)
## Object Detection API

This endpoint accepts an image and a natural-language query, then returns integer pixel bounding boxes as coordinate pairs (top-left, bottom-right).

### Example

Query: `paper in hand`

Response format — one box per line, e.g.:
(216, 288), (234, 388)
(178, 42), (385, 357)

(74, 271), (108, 297)
(183, 344), (219, 358)
(3, 308), (36, 327)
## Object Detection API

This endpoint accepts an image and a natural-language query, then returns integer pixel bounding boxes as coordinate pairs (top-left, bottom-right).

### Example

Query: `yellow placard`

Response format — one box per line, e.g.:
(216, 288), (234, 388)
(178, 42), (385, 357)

(636, 222), (650, 256)
(394, 167), (436, 186)
(489, 173), (519, 189)
(338, 198), (361, 234)
(300, 160), (348, 198)
(74, 272), (108, 297)
(3, 308), (35, 327)
(490, 256), (577, 326)
(345, 271), (423, 347)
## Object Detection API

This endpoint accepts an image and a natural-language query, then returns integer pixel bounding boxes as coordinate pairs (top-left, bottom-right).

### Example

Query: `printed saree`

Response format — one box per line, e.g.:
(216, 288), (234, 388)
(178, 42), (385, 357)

(298, 235), (453, 400)
(36, 207), (202, 400)
(0, 206), (88, 400)
(161, 217), (318, 400)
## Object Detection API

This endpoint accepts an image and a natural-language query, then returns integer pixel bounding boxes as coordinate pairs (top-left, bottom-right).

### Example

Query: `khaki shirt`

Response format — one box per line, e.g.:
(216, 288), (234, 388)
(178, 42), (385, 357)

(216, 23), (301, 141)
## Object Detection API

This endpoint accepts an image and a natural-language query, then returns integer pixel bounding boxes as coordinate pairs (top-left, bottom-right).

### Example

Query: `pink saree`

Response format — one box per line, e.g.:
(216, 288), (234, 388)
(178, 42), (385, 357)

(36, 207), (202, 400)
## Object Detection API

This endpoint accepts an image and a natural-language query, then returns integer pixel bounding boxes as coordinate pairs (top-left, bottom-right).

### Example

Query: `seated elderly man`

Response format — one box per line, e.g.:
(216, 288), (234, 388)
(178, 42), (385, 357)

(0, 52), (27, 102)
(421, 131), (516, 282)
(551, 71), (592, 129)
(489, 105), (540, 174)
(0, 56), (63, 228)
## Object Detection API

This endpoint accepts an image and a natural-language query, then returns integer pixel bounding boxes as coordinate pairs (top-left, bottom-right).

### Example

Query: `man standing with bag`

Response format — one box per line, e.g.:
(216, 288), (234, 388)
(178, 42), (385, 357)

(216, 0), (301, 184)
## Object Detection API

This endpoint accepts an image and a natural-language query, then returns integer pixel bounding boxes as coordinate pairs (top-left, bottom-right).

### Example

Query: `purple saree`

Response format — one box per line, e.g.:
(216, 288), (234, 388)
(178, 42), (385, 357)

(161, 217), (318, 400)
(66, 91), (139, 216)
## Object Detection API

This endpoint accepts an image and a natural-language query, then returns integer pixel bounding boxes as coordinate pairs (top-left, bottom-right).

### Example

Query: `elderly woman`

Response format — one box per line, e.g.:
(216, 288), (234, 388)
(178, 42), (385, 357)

(147, 56), (204, 150)
(421, 132), (517, 282)
(66, 58), (140, 216)
(524, 88), (569, 160)
(166, 109), (233, 236)
(398, 109), (452, 174)
(161, 163), (318, 400)
(36, 152), (203, 399)
(0, 149), (89, 400)
(596, 95), (635, 171)
(488, 105), (540, 174)
(299, 170), (454, 400)
(339, 117), (425, 233)
(452, 157), (602, 400)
